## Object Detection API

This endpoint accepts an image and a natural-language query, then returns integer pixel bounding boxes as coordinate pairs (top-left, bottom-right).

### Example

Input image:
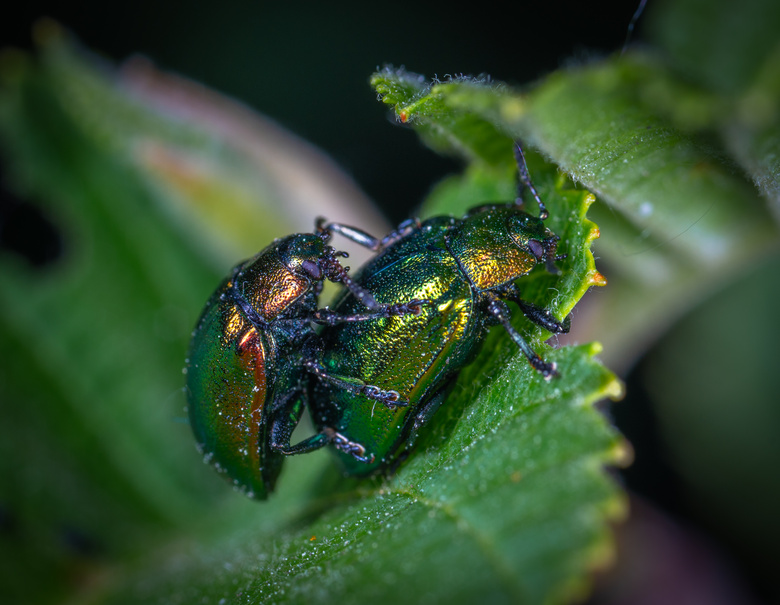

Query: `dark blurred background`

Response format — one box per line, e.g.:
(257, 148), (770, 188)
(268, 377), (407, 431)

(1, 0), (639, 225)
(3, 2), (772, 604)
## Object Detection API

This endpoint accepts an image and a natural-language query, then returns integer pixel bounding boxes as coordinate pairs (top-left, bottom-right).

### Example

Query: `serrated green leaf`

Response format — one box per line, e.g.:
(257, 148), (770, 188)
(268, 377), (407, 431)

(370, 38), (780, 601)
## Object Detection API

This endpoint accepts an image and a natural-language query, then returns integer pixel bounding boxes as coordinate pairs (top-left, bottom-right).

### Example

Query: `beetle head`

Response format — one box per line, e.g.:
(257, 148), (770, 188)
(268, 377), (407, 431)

(506, 212), (564, 275)
(276, 234), (334, 281)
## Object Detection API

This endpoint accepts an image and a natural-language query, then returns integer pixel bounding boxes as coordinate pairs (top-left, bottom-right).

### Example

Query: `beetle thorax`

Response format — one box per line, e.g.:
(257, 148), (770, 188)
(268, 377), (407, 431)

(236, 253), (311, 321)
(447, 216), (538, 291)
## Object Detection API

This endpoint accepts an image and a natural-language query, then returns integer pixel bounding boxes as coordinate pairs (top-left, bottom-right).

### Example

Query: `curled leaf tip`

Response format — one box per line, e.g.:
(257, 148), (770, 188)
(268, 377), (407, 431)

(584, 224), (602, 247)
(606, 375), (626, 401)
(590, 271), (608, 287)
(613, 437), (635, 468)
(586, 341), (604, 357)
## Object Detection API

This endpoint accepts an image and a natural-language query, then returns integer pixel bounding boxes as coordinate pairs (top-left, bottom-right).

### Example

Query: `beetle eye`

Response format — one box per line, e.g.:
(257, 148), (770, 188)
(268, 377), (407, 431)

(301, 260), (322, 280)
(528, 239), (544, 260)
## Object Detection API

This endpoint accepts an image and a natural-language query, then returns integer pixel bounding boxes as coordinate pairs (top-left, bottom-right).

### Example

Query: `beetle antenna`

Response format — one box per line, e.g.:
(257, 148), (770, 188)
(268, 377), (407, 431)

(315, 217), (333, 242)
(514, 141), (548, 220)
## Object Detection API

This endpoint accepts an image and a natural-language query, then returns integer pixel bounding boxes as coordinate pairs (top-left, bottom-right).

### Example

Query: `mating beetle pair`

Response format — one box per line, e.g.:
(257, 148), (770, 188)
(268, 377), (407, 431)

(186, 142), (570, 498)
(185, 229), (426, 499)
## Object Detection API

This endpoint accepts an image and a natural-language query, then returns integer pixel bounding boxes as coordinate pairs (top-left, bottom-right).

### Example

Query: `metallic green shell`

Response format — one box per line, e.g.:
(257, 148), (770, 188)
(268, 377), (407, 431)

(314, 247), (478, 475)
(311, 219), (462, 474)
(448, 208), (539, 291)
(312, 208), (558, 475)
(186, 235), (322, 499)
(187, 279), (281, 499)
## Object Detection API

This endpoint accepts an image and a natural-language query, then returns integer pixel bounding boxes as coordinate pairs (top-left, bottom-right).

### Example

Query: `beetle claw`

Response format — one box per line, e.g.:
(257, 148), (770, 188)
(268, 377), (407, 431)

(384, 298), (431, 316)
(326, 428), (375, 463)
(535, 359), (558, 380)
(361, 385), (409, 408)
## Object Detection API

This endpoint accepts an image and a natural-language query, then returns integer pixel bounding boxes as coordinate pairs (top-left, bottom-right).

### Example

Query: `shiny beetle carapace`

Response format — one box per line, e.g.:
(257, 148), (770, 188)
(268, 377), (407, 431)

(307, 142), (571, 475)
(186, 226), (425, 498)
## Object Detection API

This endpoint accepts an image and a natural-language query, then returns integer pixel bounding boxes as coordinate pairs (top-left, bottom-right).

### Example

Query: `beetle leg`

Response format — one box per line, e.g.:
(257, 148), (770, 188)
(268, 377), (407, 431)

(268, 388), (331, 456)
(498, 284), (571, 334)
(321, 255), (383, 311)
(323, 427), (375, 464)
(268, 379), (376, 462)
(308, 299), (430, 325)
(411, 387), (448, 433)
(303, 360), (410, 408)
(321, 242), (433, 317)
(485, 295), (558, 379)
(316, 217), (422, 252)
(316, 218), (383, 250)
(384, 387), (450, 475)
(516, 300), (571, 334)
(271, 429), (330, 456)
(378, 218), (422, 248)
(514, 140), (549, 220)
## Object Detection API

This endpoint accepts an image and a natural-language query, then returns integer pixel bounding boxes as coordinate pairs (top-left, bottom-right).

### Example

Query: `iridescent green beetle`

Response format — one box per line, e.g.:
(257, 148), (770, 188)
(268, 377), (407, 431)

(186, 227), (425, 498)
(302, 143), (571, 475)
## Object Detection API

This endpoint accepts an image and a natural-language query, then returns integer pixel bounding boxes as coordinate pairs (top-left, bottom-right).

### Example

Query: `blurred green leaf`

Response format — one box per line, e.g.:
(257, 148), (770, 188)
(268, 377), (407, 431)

(0, 27), (384, 605)
(522, 56), (778, 365)
(633, 1), (780, 593)
(1, 23), (388, 270)
(646, 0), (780, 97)
(642, 252), (780, 589)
